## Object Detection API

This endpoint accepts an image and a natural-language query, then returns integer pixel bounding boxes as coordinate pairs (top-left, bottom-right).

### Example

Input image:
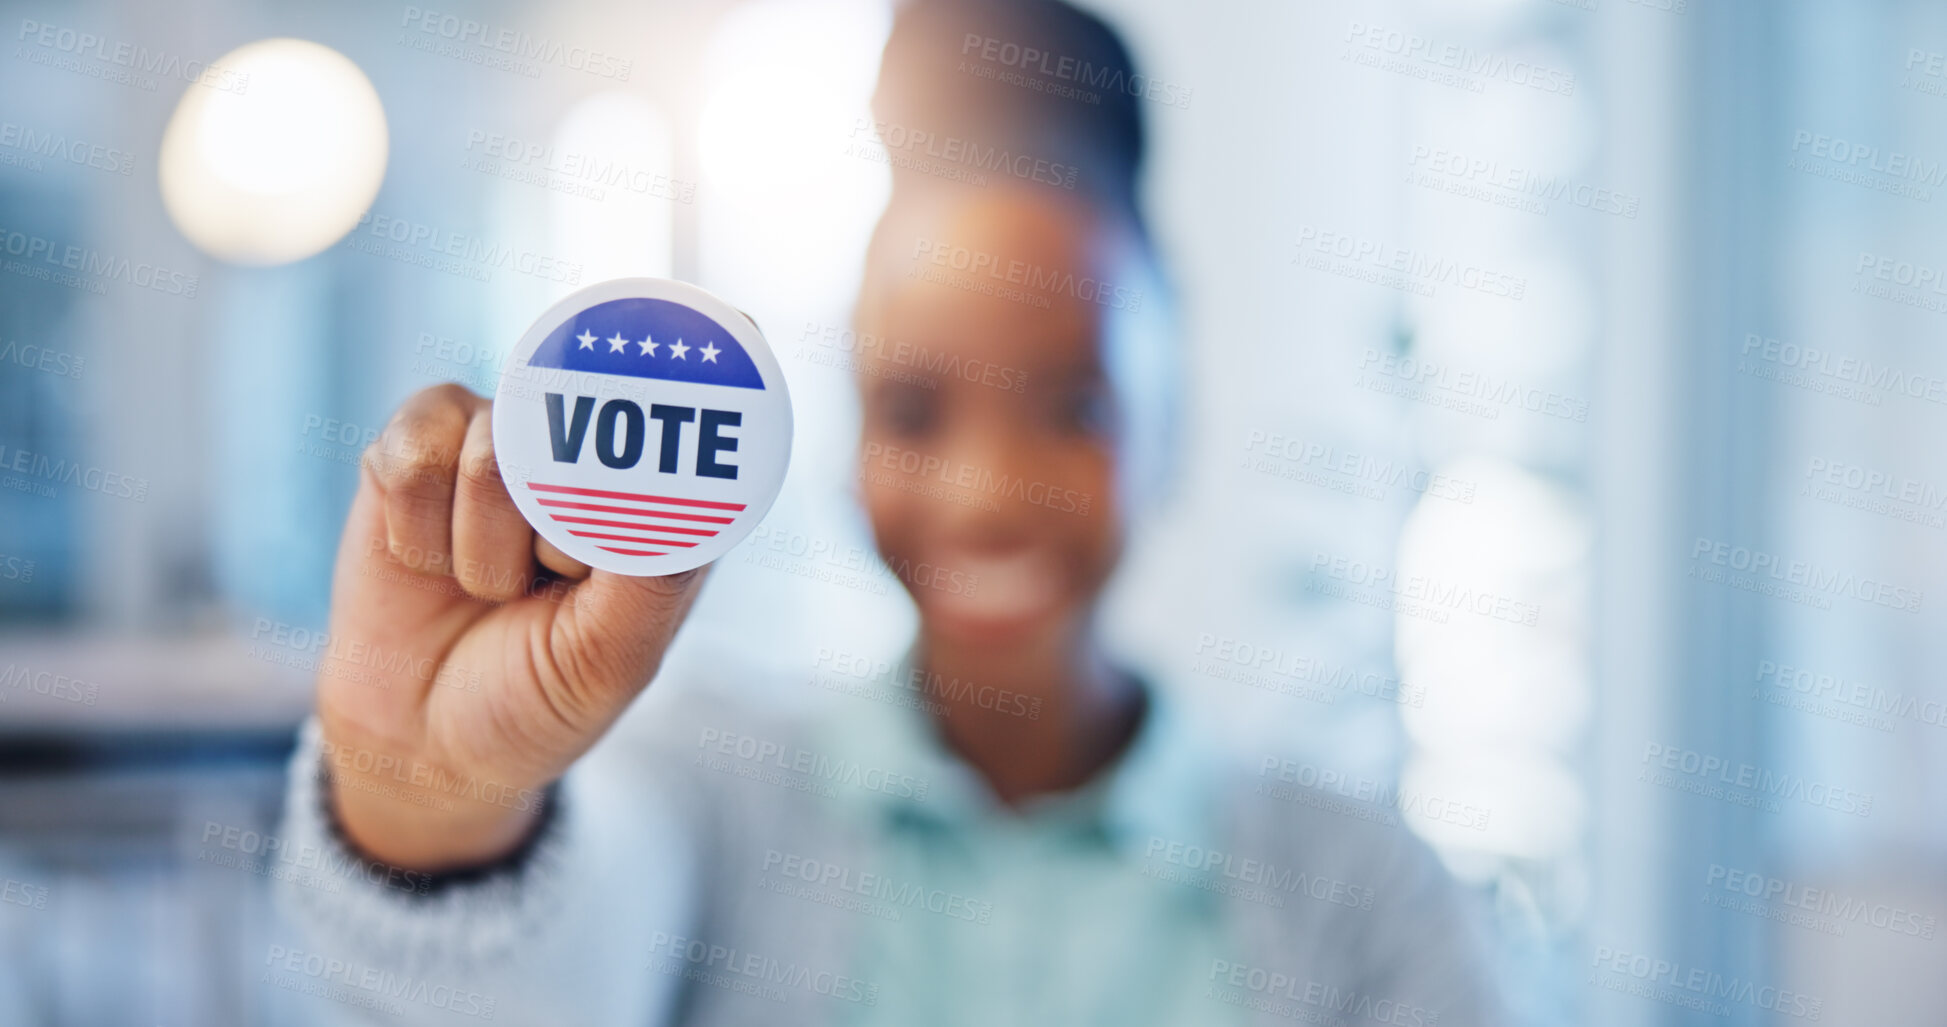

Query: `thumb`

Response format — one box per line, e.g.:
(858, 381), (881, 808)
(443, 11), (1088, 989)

(549, 564), (712, 703)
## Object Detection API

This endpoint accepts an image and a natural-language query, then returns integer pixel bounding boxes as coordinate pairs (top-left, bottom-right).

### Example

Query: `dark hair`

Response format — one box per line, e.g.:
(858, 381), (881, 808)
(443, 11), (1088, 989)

(863, 0), (1179, 518)
(872, 0), (1149, 234)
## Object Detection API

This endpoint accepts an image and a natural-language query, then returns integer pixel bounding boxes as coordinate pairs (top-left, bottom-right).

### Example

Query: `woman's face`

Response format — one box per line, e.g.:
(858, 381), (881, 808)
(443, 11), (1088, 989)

(855, 190), (1126, 651)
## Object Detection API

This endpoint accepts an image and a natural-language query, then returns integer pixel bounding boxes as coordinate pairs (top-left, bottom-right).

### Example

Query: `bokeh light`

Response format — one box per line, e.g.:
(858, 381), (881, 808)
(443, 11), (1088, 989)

(158, 38), (387, 265)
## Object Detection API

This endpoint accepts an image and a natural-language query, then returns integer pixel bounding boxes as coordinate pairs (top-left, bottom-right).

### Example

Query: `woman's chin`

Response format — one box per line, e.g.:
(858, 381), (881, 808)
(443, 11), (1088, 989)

(922, 603), (1059, 646)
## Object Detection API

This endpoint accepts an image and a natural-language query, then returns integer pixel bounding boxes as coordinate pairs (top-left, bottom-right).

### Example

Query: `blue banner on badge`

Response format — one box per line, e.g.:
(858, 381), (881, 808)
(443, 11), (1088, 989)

(526, 298), (767, 391)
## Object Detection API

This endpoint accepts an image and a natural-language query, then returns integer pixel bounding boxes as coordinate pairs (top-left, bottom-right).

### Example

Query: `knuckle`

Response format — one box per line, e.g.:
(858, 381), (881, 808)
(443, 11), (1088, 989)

(457, 444), (504, 495)
(418, 382), (478, 410)
(378, 430), (457, 489)
(373, 391), (473, 486)
(389, 484), (449, 526)
(388, 494), (454, 553)
(457, 559), (525, 602)
(455, 486), (531, 558)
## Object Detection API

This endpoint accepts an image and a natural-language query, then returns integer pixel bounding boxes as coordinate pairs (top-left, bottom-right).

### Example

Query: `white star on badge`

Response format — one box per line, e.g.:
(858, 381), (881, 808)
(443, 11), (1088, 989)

(607, 333), (628, 353)
(637, 335), (658, 356)
(669, 338), (690, 360)
(699, 341), (720, 363)
(577, 330), (596, 350)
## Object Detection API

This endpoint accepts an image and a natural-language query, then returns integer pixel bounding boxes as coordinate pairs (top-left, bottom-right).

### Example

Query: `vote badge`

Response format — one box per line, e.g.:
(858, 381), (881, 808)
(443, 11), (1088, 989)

(492, 278), (793, 576)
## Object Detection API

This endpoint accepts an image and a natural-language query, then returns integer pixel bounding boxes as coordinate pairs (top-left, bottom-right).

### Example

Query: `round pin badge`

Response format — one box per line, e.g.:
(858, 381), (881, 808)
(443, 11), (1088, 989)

(492, 278), (793, 576)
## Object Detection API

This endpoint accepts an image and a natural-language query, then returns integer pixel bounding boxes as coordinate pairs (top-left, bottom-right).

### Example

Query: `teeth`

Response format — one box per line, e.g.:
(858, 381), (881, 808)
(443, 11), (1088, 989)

(933, 551), (1059, 621)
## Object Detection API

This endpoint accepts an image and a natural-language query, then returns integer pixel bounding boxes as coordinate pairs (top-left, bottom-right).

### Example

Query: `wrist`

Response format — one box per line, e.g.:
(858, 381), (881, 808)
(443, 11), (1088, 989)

(321, 745), (551, 872)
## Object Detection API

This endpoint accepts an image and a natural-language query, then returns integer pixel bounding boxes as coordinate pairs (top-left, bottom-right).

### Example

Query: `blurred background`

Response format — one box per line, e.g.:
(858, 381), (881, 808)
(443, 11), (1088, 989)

(0, 0), (1943, 1022)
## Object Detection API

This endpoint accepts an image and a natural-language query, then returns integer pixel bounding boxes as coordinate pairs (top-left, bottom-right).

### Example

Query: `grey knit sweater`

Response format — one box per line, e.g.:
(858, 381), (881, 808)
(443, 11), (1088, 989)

(271, 682), (1504, 1026)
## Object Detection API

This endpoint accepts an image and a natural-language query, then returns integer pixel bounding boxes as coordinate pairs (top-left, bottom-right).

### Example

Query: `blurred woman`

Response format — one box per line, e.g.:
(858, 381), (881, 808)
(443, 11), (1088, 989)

(276, 1), (1503, 1023)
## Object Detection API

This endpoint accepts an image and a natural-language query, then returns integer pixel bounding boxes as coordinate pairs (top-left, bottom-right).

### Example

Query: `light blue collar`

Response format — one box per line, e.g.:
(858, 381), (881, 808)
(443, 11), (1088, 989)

(811, 650), (1217, 861)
